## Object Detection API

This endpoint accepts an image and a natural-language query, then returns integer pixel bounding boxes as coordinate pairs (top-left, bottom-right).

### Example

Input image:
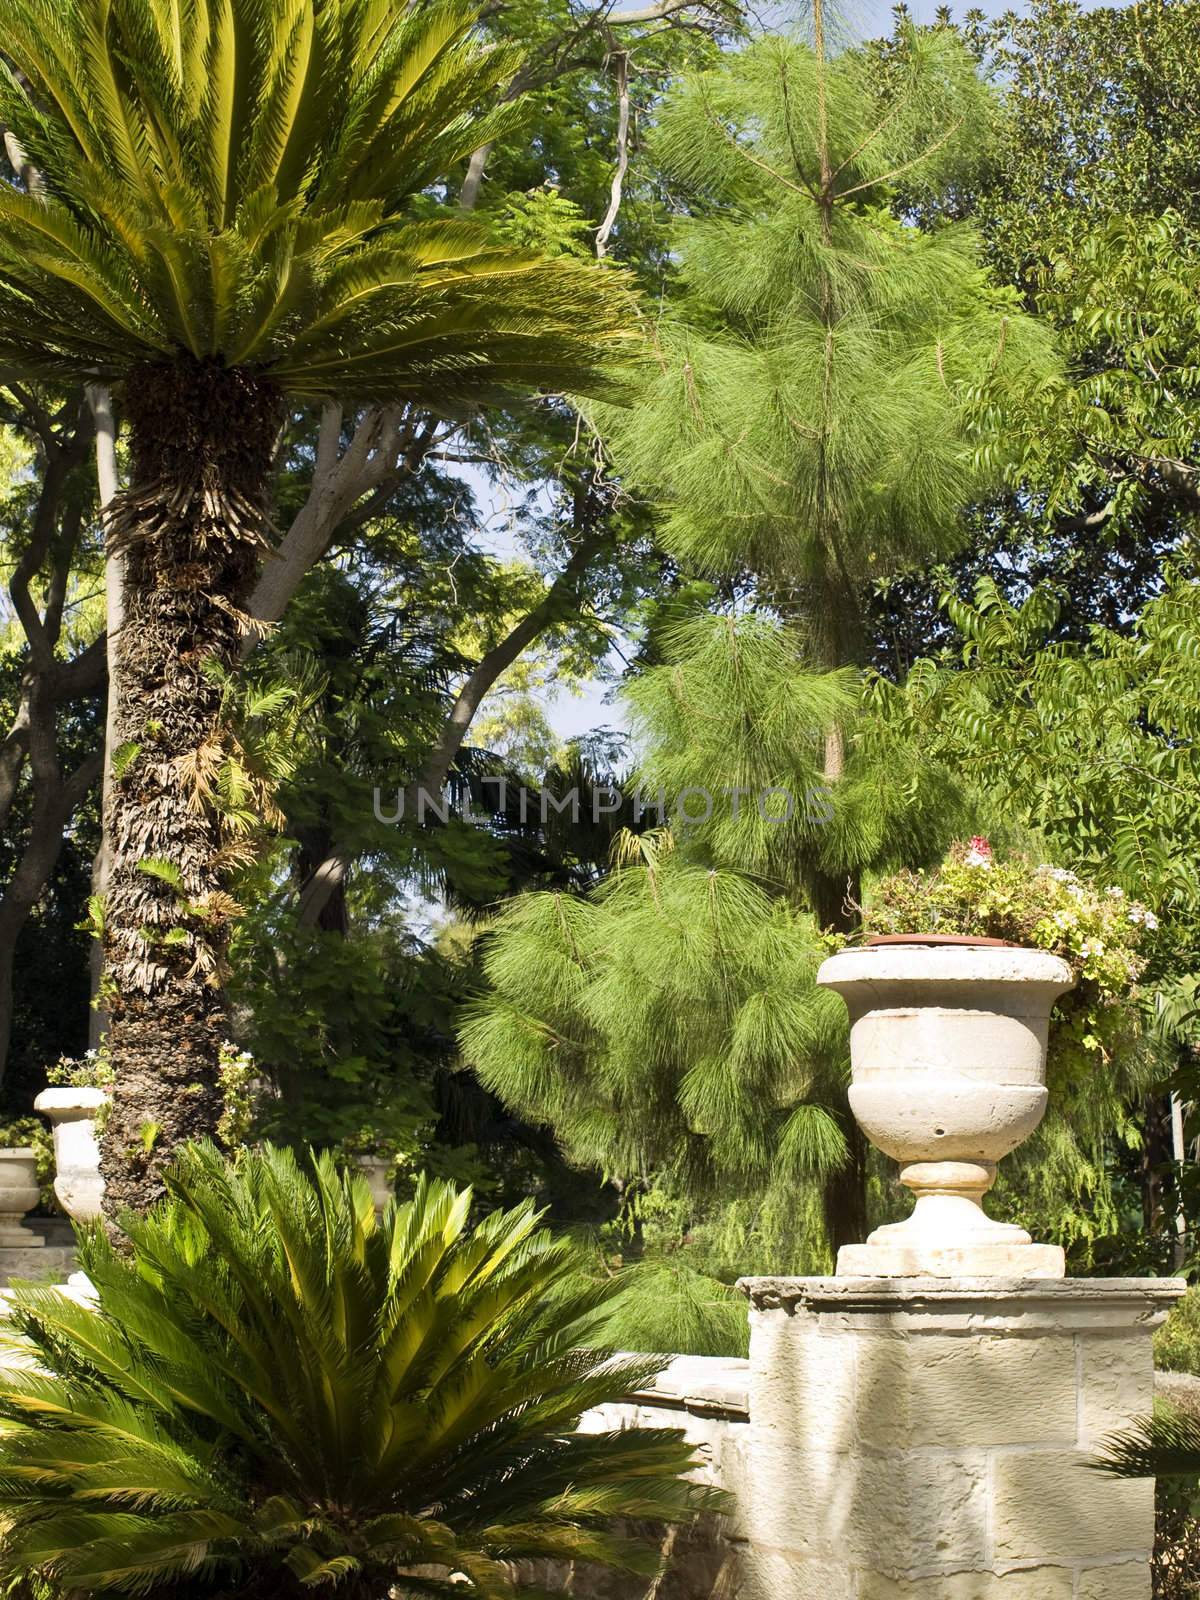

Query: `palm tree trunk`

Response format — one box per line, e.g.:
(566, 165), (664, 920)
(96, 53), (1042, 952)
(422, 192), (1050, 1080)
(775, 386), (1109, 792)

(98, 359), (283, 1223)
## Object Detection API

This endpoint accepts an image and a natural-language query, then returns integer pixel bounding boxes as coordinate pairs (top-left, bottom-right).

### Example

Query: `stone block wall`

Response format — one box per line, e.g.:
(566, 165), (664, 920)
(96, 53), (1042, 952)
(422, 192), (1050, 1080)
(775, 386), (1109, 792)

(566, 1356), (751, 1600)
(735, 1276), (1179, 1600)
(566, 1277), (1182, 1600)
(0, 1217), (76, 1287)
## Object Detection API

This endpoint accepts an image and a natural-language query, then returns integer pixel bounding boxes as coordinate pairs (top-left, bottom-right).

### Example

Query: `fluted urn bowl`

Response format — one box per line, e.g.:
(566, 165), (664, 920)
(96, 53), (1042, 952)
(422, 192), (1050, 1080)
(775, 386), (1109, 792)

(817, 941), (1075, 1278)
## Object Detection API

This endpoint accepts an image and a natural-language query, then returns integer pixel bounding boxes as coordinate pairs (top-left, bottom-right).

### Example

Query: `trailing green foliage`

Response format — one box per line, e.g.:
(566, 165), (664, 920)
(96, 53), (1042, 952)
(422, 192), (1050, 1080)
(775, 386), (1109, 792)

(863, 839), (1152, 1092)
(0, 1144), (717, 1598)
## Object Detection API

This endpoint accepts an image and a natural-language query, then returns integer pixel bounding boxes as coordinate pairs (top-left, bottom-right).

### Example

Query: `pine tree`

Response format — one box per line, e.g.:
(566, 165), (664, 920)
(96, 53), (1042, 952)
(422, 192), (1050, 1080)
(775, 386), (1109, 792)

(593, 6), (1058, 920)
(461, 610), (971, 1277)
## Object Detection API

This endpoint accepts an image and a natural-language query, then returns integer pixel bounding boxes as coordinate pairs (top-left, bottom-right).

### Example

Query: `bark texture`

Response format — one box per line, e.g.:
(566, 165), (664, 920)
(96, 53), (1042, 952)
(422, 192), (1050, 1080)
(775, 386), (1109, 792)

(99, 359), (282, 1221)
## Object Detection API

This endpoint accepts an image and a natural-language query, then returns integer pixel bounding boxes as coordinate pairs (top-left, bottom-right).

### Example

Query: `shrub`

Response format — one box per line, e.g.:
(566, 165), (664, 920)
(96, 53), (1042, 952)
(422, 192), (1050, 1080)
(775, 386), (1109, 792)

(0, 1144), (717, 1598)
(1156, 1286), (1200, 1376)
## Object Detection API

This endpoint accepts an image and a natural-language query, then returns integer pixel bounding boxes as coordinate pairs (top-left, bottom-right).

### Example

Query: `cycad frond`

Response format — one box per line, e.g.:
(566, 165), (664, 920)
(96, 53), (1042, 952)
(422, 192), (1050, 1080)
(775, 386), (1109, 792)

(1100, 1411), (1200, 1482)
(0, 0), (639, 401)
(0, 1145), (715, 1596)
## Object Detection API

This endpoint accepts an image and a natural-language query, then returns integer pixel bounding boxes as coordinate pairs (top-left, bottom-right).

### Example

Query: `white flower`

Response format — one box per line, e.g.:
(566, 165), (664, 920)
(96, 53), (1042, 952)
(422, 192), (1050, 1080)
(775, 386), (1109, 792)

(1106, 886), (1125, 899)
(1144, 911), (1159, 931)
(1067, 883), (1085, 900)
(1053, 909), (1076, 929)
(965, 848), (992, 868)
(1081, 939), (1105, 958)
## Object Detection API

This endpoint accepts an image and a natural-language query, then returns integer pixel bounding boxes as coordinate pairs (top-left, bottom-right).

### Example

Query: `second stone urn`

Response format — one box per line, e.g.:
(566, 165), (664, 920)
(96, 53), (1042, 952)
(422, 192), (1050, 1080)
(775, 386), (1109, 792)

(817, 941), (1075, 1278)
(355, 1156), (395, 1215)
(33, 1088), (106, 1222)
(0, 1148), (41, 1245)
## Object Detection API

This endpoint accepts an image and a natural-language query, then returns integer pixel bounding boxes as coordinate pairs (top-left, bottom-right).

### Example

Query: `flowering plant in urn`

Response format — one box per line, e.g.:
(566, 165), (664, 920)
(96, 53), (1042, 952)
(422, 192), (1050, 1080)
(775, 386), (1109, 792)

(818, 841), (1154, 1278)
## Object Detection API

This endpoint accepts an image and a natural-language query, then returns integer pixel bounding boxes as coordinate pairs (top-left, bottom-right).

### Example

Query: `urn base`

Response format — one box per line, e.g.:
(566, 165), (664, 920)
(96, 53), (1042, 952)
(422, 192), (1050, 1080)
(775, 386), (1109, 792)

(0, 1221), (44, 1248)
(837, 1240), (1065, 1278)
(836, 1158), (1067, 1279)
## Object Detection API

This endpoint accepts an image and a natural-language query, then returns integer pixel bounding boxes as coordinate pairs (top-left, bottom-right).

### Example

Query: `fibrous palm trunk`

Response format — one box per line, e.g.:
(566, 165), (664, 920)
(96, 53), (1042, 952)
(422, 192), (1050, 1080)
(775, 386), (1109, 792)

(98, 359), (282, 1222)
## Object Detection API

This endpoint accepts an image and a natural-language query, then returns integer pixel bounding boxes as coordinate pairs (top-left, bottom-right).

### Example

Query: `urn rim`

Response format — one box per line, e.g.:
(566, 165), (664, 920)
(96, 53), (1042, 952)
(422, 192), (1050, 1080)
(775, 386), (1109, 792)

(817, 941), (1075, 994)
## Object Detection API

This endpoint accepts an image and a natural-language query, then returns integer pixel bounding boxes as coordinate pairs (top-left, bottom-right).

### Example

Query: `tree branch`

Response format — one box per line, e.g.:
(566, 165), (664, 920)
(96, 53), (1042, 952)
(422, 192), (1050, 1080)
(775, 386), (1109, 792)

(603, 0), (700, 22)
(294, 522), (609, 930)
(247, 405), (430, 634)
(596, 52), (631, 258)
(417, 527), (607, 800)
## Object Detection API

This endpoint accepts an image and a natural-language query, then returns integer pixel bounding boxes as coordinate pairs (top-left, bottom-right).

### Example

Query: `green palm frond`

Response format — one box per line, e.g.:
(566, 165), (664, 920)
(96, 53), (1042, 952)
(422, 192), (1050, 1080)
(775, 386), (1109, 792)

(0, 1145), (716, 1597)
(1100, 1411), (1200, 1483)
(0, 0), (639, 401)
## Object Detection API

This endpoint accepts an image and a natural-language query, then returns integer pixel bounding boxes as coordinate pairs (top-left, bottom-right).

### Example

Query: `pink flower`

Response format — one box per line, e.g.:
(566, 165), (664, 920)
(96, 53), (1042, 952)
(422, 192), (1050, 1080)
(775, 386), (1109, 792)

(964, 835), (993, 869)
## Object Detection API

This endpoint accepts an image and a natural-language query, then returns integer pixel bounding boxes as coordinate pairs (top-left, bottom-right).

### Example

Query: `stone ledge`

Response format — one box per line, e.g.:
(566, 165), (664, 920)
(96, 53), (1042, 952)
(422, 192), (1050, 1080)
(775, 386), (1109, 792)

(739, 1275), (1186, 1322)
(621, 1355), (750, 1419)
(0, 1246), (77, 1288)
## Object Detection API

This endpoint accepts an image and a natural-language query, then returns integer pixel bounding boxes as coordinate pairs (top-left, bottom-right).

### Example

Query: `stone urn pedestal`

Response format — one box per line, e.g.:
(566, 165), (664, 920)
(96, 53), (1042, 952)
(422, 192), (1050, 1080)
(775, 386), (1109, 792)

(817, 941), (1075, 1278)
(355, 1156), (394, 1216)
(0, 1146), (78, 1284)
(33, 1088), (106, 1222)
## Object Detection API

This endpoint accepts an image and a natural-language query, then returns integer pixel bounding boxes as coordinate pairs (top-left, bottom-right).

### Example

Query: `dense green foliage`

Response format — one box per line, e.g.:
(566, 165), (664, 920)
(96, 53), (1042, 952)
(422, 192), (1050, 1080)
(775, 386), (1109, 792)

(1, 0), (1199, 1368)
(0, 1144), (715, 1597)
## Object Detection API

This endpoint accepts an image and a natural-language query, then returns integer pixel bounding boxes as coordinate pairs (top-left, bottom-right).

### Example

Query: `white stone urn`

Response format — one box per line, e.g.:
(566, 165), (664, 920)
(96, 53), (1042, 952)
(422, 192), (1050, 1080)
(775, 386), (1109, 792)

(817, 940), (1075, 1278)
(355, 1155), (394, 1215)
(0, 1148), (42, 1244)
(33, 1088), (106, 1222)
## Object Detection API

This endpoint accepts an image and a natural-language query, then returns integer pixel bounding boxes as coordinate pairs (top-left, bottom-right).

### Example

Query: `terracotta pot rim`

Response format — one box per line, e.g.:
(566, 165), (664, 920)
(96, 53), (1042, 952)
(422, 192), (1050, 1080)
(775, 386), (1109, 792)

(861, 934), (1021, 949)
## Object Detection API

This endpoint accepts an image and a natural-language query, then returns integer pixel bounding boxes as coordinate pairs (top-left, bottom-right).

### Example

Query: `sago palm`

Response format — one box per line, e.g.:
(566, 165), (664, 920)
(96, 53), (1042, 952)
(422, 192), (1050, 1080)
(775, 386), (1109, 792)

(0, 0), (639, 1218)
(0, 1144), (716, 1599)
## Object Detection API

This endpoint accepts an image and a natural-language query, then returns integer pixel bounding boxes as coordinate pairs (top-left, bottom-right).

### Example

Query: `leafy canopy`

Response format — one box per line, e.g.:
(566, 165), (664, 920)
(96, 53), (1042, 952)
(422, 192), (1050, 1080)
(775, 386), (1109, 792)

(0, 0), (638, 400)
(0, 1144), (714, 1597)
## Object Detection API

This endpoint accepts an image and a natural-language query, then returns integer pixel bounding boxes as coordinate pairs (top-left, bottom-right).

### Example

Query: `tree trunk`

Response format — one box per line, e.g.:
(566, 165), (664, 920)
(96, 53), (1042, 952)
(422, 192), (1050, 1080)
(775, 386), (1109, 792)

(98, 359), (283, 1223)
(296, 825), (350, 935)
(87, 381), (122, 1049)
(807, 556), (868, 1256)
